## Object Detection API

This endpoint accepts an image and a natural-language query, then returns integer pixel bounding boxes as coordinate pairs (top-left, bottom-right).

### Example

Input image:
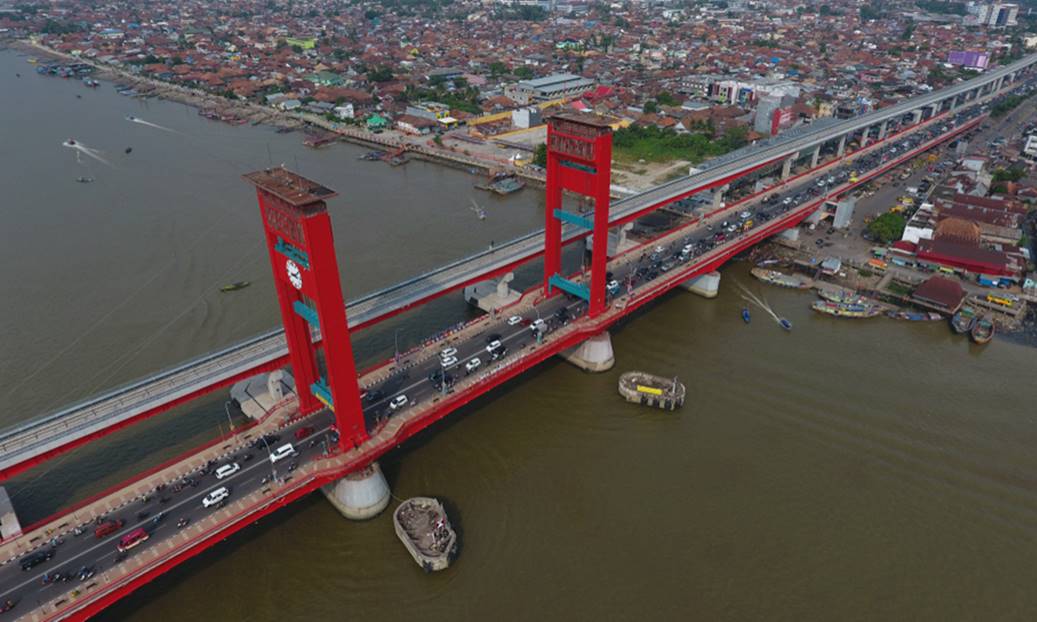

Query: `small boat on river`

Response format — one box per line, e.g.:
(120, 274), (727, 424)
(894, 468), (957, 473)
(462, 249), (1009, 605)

(741, 306), (751, 323)
(393, 497), (458, 572)
(812, 300), (883, 318)
(750, 267), (812, 289)
(220, 281), (251, 293)
(970, 315), (995, 344)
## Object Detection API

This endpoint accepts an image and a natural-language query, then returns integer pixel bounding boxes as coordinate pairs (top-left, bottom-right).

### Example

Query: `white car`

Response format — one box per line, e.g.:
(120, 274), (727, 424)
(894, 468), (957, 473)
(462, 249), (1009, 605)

(389, 395), (409, 410)
(269, 443), (296, 464)
(465, 358), (481, 373)
(506, 315), (523, 326)
(440, 347), (457, 359)
(441, 355), (458, 368)
(215, 463), (240, 480)
(606, 280), (620, 295)
(202, 487), (230, 508)
(739, 211), (752, 220)
(530, 319), (548, 334)
(485, 339), (503, 353)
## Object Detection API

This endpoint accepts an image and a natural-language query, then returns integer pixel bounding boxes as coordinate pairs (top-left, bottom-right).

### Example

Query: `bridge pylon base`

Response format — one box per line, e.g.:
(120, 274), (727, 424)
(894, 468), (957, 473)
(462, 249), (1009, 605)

(679, 271), (721, 298)
(320, 462), (391, 520)
(558, 331), (615, 373)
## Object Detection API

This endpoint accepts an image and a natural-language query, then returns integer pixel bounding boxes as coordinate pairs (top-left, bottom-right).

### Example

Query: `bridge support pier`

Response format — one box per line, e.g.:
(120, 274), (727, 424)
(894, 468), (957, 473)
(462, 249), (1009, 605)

(321, 462), (392, 520)
(878, 120), (889, 140)
(836, 135), (846, 157)
(780, 156), (794, 180)
(912, 109), (923, 125)
(464, 272), (520, 312)
(586, 222), (636, 257)
(810, 145), (821, 169)
(558, 331), (615, 372)
(711, 184), (728, 210)
(679, 271), (720, 298)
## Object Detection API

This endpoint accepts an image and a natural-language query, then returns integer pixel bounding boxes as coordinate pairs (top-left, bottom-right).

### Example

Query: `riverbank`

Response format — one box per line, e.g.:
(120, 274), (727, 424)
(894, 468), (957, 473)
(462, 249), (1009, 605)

(11, 39), (549, 186)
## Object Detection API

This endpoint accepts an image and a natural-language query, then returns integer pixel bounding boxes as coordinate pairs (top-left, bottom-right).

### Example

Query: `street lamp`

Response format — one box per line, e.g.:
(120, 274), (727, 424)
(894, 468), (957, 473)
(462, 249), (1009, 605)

(259, 435), (277, 485)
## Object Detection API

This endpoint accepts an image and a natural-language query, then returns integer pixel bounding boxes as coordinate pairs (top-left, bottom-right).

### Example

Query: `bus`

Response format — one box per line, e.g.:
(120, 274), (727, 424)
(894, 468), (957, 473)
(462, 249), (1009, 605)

(986, 293), (1018, 307)
(117, 528), (149, 553)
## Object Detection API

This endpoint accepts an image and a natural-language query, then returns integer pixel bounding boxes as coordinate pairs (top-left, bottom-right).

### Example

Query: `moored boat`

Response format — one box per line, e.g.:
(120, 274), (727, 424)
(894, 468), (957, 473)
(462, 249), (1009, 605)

(750, 267), (812, 289)
(818, 288), (871, 305)
(970, 315), (995, 344)
(887, 310), (943, 321)
(950, 308), (976, 334)
(811, 300), (883, 318)
(393, 497), (458, 572)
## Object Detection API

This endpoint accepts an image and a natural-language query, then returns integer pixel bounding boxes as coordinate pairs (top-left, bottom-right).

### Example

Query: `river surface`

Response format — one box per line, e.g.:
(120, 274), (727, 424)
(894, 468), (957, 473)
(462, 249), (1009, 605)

(2, 49), (1037, 621)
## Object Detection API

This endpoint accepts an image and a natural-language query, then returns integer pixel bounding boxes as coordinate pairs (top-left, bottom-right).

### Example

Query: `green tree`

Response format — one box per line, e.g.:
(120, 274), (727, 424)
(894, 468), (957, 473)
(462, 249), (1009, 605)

(367, 67), (394, 82)
(533, 143), (547, 167)
(867, 213), (907, 244)
(514, 66), (534, 80)
(643, 100), (659, 113)
(488, 61), (508, 77)
(656, 91), (679, 107)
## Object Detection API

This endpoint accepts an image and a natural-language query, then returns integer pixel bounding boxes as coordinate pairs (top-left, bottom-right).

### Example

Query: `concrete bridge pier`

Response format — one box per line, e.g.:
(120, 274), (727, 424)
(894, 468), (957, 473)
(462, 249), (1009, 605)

(912, 109), (923, 125)
(780, 156), (794, 180)
(464, 272), (520, 312)
(810, 145), (821, 169)
(679, 271), (721, 298)
(878, 120), (889, 140)
(321, 462), (392, 520)
(836, 135), (846, 157)
(559, 332), (615, 372)
(587, 223), (636, 257)
(712, 184), (728, 210)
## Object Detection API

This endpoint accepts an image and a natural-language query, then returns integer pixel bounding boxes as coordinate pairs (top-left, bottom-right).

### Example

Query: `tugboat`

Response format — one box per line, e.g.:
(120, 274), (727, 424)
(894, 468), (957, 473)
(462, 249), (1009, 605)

(393, 497), (458, 572)
(220, 281), (251, 293)
(970, 315), (995, 344)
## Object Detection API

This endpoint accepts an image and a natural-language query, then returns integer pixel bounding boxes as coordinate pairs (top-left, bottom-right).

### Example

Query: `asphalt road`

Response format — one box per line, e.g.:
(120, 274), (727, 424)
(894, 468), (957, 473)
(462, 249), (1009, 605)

(0, 88), (999, 619)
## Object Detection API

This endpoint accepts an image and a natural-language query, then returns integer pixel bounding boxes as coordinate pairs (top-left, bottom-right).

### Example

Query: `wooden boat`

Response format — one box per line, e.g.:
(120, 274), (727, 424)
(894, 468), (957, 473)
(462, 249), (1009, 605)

(950, 308), (976, 334)
(393, 497), (457, 572)
(812, 300), (883, 318)
(220, 281), (251, 292)
(750, 267), (812, 289)
(970, 316), (995, 344)
(887, 308), (945, 321)
(818, 288), (871, 305)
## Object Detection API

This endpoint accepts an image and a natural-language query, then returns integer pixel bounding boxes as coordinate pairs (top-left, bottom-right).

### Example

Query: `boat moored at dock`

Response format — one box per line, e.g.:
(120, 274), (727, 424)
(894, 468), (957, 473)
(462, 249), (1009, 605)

(951, 308), (976, 334)
(811, 300), (883, 318)
(970, 316), (995, 344)
(750, 267), (813, 289)
(393, 497), (458, 572)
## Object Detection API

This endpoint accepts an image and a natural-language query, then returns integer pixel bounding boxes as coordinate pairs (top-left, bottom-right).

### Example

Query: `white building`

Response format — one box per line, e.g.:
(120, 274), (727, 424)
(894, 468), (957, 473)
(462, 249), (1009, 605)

(504, 73), (594, 105)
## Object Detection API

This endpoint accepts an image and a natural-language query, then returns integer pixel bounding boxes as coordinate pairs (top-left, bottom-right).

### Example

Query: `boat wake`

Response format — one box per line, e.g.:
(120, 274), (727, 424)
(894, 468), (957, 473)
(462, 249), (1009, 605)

(62, 139), (112, 167)
(126, 115), (178, 133)
(737, 282), (793, 331)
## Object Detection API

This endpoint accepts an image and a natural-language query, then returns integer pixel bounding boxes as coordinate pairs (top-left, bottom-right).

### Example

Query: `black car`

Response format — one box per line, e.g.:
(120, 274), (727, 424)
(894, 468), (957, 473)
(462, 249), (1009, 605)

(555, 308), (570, 324)
(484, 333), (502, 344)
(20, 549), (54, 572)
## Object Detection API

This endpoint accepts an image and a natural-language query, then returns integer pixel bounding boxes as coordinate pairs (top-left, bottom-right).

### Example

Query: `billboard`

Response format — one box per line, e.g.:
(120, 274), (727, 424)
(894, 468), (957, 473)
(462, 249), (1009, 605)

(947, 50), (990, 70)
(770, 107), (794, 136)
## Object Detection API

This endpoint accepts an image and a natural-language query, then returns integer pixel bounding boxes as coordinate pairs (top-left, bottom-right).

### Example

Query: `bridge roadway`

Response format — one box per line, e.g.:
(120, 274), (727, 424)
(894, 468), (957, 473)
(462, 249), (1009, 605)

(0, 61), (1028, 481)
(0, 105), (988, 621)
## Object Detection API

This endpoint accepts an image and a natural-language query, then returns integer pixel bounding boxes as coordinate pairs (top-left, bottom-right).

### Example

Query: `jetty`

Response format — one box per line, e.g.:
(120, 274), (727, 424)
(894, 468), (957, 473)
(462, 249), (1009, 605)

(617, 372), (685, 411)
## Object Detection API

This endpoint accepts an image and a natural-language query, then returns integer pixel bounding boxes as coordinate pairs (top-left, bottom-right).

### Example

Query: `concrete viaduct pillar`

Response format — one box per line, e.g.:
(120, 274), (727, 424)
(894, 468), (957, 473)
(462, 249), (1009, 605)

(878, 120), (889, 140)
(712, 184), (728, 210)
(912, 109), (923, 125)
(860, 128), (870, 149)
(810, 145), (821, 168)
(836, 134), (846, 158)
(781, 155), (794, 180)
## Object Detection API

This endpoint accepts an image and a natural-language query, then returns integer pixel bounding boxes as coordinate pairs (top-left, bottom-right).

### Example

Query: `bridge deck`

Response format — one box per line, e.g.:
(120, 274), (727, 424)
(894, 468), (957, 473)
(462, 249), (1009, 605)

(0, 56), (1028, 479)
(0, 111), (986, 620)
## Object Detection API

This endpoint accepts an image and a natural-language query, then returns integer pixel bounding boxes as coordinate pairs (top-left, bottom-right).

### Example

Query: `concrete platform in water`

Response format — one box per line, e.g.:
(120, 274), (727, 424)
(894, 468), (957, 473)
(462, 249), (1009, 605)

(618, 371), (685, 411)
(393, 497), (458, 572)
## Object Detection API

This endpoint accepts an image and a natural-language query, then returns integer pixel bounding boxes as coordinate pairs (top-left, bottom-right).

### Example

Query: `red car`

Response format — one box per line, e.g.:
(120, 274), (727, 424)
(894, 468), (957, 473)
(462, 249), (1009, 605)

(294, 426), (315, 441)
(94, 519), (125, 539)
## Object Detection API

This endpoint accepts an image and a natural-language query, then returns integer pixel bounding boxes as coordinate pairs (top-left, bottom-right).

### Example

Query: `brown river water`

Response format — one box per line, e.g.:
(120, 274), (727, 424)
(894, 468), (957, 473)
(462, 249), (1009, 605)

(1, 50), (1036, 621)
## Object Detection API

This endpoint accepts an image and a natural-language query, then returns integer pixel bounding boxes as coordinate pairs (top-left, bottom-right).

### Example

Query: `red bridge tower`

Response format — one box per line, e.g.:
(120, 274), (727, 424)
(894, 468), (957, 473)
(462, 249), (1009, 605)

(245, 168), (366, 450)
(543, 112), (616, 316)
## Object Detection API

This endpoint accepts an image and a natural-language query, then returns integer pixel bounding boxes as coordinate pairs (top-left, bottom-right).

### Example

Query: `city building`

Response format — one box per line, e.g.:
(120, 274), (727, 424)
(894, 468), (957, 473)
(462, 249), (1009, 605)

(504, 73), (594, 105)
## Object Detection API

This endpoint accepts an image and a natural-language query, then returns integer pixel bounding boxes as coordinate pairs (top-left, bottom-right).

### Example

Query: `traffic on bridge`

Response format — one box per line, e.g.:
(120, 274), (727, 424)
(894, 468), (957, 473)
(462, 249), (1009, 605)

(0, 61), (1030, 620)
